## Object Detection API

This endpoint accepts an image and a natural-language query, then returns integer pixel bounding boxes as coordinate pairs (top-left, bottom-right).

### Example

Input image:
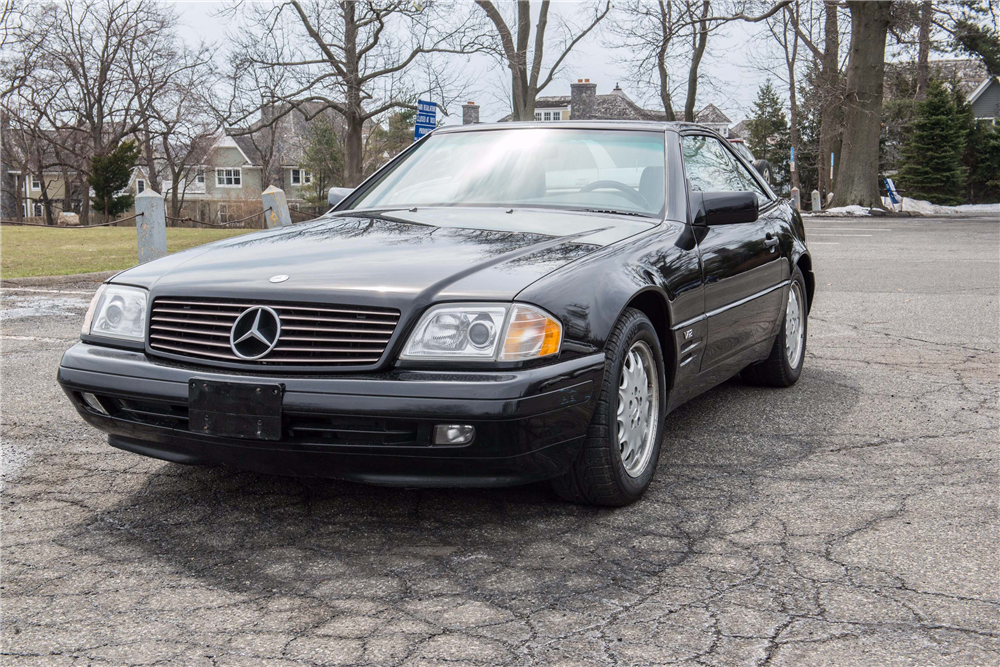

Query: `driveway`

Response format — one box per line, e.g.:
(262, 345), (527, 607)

(2, 216), (997, 666)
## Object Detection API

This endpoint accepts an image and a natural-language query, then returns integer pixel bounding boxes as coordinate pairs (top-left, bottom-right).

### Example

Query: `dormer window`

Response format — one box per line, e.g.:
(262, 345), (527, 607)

(136, 179), (145, 194)
(534, 111), (562, 121)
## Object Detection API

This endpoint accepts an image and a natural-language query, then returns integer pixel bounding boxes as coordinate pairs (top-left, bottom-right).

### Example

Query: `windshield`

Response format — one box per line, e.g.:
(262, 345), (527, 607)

(349, 128), (667, 218)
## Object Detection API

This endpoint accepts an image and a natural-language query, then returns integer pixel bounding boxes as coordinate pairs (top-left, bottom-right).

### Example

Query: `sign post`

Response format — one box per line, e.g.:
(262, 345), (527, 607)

(414, 100), (436, 142)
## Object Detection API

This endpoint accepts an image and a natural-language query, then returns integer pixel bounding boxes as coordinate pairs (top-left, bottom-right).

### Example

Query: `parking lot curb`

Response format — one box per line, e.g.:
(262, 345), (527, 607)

(1, 270), (118, 288)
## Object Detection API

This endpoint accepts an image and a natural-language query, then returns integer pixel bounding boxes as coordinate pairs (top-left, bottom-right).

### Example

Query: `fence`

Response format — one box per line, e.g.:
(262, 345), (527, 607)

(0, 186), (324, 264)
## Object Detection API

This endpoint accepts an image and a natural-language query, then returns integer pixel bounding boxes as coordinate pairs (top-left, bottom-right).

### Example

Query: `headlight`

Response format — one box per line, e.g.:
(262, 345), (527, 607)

(400, 303), (562, 362)
(82, 284), (147, 342)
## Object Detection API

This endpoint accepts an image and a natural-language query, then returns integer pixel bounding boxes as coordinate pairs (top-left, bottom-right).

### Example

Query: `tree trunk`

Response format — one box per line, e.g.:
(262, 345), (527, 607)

(142, 119), (160, 192)
(344, 112), (365, 187)
(915, 0), (932, 101)
(684, 0), (710, 122)
(789, 81), (800, 192)
(830, 1), (892, 209)
(80, 174), (90, 226)
(61, 166), (72, 215)
(657, 40), (676, 121)
(817, 0), (839, 202)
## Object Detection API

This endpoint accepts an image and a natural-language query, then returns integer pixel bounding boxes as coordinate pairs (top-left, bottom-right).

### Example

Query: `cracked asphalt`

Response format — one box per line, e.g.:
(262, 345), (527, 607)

(1, 215), (997, 666)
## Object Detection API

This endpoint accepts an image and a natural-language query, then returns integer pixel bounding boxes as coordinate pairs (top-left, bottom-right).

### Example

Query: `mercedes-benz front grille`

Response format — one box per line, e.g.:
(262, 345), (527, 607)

(148, 297), (400, 367)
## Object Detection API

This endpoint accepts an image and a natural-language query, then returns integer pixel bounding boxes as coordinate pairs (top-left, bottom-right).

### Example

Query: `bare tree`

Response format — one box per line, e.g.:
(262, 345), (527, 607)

(224, 0), (481, 187)
(5, 0), (187, 223)
(758, 1), (802, 192)
(474, 1), (610, 121)
(788, 0), (842, 201)
(830, 0), (893, 208)
(609, 0), (792, 122)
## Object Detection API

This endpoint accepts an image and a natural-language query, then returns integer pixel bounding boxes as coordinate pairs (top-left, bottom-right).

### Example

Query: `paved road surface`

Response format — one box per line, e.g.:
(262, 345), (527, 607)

(2, 216), (997, 666)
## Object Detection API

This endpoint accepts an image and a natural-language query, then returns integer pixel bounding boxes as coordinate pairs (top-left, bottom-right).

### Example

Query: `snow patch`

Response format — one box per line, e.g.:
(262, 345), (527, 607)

(814, 205), (871, 216)
(895, 198), (999, 217)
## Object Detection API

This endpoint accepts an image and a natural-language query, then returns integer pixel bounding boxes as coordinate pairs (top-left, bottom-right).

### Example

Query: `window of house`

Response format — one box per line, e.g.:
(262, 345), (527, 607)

(215, 168), (241, 187)
(291, 169), (312, 186)
(195, 169), (205, 184)
(136, 179), (145, 194)
(33, 201), (43, 216)
(218, 203), (230, 222)
(30, 176), (41, 190)
(534, 111), (561, 122)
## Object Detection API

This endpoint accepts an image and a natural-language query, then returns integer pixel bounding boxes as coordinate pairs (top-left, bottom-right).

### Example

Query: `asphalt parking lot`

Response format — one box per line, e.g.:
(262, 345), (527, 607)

(2, 215), (997, 667)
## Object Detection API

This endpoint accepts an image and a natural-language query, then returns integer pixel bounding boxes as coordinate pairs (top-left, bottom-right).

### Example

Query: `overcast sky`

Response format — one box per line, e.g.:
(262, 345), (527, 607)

(172, 1), (818, 126)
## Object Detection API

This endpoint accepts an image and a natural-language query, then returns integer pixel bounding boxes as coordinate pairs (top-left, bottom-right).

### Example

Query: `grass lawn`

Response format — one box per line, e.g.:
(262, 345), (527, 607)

(0, 226), (255, 279)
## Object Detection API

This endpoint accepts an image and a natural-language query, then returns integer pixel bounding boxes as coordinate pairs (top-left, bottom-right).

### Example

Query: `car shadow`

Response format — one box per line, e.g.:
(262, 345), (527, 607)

(57, 366), (861, 605)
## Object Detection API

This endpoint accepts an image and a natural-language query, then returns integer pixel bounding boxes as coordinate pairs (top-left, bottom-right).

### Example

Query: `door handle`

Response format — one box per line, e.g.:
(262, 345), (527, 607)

(765, 233), (778, 250)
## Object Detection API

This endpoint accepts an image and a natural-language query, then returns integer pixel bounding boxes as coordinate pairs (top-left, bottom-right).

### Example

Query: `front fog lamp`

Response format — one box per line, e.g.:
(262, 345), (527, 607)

(83, 284), (147, 342)
(433, 424), (475, 445)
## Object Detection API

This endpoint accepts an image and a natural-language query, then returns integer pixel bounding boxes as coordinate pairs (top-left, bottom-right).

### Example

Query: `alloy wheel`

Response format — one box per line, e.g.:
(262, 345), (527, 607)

(617, 340), (659, 478)
(785, 282), (805, 368)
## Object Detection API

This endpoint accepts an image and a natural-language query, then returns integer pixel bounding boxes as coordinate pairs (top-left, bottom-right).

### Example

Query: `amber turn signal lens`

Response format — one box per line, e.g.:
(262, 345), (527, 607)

(499, 305), (563, 361)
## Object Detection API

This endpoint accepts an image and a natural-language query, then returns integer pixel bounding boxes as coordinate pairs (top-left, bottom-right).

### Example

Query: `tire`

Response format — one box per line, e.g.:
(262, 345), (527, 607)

(552, 308), (666, 506)
(753, 159), (773, 186)
(742, 266), (808, 388)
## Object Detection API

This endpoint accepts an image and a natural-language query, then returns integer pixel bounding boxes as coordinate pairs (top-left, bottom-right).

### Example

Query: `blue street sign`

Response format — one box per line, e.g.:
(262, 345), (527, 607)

(414, 100), (436, 142)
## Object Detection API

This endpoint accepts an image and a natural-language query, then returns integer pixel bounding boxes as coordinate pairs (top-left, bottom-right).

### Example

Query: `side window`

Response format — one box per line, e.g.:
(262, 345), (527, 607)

(681, 135), (766, 199)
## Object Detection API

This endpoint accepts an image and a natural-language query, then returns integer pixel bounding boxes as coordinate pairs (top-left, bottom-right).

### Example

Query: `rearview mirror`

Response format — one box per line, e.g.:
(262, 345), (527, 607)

(692, 191), (759, 226)
(328, 187), (353, 207)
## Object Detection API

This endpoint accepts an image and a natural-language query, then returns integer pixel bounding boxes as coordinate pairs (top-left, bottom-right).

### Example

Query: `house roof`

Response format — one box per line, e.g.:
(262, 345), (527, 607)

(968, 75), (1000, 104)
(728, 119), (751, 139)
(694, 103), (731, 125)
(502, 85), (731, 126)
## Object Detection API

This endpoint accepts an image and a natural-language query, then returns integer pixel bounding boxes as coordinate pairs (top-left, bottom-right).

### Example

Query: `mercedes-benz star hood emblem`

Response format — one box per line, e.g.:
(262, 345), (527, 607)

(230, 306), (281, 359)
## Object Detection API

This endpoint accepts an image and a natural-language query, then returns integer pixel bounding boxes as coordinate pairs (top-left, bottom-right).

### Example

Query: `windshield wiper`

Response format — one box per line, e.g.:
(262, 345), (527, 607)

(581, 208), (649, 218)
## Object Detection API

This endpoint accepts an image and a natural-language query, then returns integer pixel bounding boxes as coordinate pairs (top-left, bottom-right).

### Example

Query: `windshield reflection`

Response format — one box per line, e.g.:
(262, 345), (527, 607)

(350, 128), (667, 218)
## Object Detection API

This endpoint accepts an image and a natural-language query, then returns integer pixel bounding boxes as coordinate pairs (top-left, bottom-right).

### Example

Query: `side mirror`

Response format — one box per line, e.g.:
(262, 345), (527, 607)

(692, 191), (759, 226)
(328, 187), (353, 207)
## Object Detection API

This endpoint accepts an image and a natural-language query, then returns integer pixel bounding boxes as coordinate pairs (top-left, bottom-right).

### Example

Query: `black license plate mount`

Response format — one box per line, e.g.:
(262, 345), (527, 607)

(188, 379), (283, 441)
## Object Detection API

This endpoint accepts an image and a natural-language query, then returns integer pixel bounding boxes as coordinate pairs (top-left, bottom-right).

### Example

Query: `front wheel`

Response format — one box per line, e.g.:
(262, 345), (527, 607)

(552, 308), (666, 506)
(742, 266), (808, 387)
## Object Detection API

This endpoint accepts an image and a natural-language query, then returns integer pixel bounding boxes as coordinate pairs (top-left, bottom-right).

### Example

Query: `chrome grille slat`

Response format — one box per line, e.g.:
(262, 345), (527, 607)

(157, 298), (398, 317)
(275, 314), (399, 325)
(150, 333), (232, 348)
(152, 307), (245, 317)
(148, 297), (400, 369)
(281, 324), (396, 334)
(150, 323), (231, 337)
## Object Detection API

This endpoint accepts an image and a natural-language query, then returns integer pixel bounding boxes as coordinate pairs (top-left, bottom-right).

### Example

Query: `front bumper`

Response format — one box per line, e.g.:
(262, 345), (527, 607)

(57, 343), (604, 487)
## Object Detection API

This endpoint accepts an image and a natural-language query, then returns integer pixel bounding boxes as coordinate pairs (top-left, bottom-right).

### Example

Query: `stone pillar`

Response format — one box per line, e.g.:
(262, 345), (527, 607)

(791, 187), (801, 212)
(811, 190), (822, 212)
(462, 102), (480, 125)
(135, 189), (166, 263)
(261, 186), (292, 228)
(570, 79), (597, 120)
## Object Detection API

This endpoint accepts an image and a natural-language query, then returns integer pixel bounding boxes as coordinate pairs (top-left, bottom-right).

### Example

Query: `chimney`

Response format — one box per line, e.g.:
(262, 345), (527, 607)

(462, 101), (480, 125)
(570, 79), (597, 120)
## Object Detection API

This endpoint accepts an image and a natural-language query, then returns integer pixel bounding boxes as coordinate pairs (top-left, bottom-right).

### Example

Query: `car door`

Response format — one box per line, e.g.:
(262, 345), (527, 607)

(680, 134), (784, 375)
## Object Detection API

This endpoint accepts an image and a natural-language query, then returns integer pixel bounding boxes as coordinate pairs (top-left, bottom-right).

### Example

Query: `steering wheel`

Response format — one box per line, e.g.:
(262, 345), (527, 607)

(579, 180), (651, 209)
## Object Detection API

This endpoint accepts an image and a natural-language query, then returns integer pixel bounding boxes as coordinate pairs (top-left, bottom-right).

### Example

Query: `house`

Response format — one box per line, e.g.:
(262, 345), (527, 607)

(968, 75), (1000, 122)
(884, 58), (998, 121)
(488, 80), (732, 134)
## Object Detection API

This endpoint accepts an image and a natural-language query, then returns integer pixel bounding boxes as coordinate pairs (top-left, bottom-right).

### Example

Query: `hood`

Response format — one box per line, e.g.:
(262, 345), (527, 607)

(114, 207), (655, 308)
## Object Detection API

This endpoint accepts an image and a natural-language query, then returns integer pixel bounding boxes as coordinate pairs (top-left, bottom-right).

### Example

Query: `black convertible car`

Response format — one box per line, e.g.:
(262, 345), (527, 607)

(59, 121), (813, 506)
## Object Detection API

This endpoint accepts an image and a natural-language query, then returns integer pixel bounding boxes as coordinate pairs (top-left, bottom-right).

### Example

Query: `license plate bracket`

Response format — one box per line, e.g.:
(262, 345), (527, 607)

(188, 379), (283, 441)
